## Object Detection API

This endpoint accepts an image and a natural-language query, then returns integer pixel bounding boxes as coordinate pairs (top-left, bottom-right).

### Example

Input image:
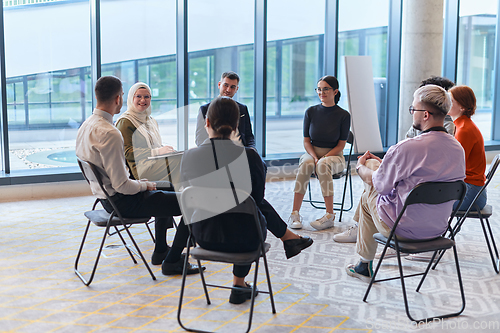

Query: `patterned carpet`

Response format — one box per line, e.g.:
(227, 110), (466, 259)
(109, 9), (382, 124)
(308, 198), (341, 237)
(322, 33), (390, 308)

(0, 170), (499, 332)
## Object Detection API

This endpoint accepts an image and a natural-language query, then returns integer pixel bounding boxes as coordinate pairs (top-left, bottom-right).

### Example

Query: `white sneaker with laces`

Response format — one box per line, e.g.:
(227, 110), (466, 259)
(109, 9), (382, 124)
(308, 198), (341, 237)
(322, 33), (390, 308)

(405, 253), (436, 262)
(288, 211), (303, 229)
(375, 247), (409, 260)
(333, 224), (358, 243)
(310, 213), (335, 230)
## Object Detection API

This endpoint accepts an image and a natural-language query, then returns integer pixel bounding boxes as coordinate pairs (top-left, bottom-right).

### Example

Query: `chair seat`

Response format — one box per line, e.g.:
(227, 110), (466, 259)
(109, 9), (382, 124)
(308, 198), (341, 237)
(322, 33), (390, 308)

(455, 204), (492, 219)
(374, 233), (455, 253)
(332, 170), (347, 179)
(84, 209), (151, 227)
(190, 242), (271, 265)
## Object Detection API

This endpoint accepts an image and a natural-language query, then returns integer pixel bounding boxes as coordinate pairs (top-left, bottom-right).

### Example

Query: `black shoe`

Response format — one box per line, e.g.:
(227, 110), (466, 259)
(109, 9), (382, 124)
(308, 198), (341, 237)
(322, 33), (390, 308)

(151, 246), (170, 265)
(283, 236), (313, 259)
(161, 255), (205, 276)
(229, 282), (259, 304)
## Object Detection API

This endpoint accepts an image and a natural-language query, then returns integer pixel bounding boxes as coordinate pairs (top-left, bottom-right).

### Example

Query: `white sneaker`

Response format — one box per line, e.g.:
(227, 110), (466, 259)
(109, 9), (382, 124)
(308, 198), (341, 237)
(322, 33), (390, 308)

(333, 224), (358, 243)
(375, 247), (409, 260)
(405, 253), (437, 262)
(288, 211), (303, 229)
(310, 213), (335, 230)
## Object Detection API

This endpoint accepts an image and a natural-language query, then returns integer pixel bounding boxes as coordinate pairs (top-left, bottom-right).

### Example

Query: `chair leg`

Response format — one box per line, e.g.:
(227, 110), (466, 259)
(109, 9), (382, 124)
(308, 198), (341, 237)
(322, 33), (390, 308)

(416, 251), (439, 292)
(481, 218), (500, 273)
(177, 238), (212, 333)
(197, 257), (211, 304)
(363, 243), (389, 302)
(146, 219), (156, 243)
(394, 245), (415, 322)
(112, 225), (138, 264)
(339, 172), (353, 222)
(74, 221), (110, 286)
(406, 246), (465, 322)
(245, 261), (260, 333)
(119, 223), (156, 280)
(177, 242), (198, 332)
(262, 254), (276, 314)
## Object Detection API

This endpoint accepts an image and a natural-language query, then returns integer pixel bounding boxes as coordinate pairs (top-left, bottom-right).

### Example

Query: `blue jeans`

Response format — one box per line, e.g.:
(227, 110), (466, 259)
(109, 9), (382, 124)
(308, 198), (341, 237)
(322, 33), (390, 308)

(453, 183), (487, 211)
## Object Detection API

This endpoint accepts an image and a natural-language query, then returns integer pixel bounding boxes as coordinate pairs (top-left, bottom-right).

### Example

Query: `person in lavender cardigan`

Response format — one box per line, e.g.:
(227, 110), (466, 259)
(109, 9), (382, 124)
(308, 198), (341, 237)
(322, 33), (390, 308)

(345, 84), (466, 282)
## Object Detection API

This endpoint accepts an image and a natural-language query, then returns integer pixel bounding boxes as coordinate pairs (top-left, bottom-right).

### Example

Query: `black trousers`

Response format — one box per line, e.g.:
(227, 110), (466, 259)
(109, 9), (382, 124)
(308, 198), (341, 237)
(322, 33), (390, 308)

(196, 198), (288, 278)
(101, 190), (189, 252)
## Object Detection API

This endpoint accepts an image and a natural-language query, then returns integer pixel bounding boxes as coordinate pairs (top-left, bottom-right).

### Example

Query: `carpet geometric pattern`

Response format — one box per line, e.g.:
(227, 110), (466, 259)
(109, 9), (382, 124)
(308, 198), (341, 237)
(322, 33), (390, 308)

(0, 170), (499, 332)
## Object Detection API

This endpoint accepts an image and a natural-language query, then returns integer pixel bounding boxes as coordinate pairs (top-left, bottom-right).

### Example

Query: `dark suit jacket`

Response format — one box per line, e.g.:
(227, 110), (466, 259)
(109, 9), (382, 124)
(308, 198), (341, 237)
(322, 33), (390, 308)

(199, 101), (255, 148)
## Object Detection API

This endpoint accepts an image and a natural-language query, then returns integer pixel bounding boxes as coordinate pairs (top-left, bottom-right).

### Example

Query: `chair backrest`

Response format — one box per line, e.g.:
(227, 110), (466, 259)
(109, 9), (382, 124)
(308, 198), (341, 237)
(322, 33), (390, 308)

(485, 154), (500, 186)
(393, 181), (467, 232)
(404, 181), (466, 206)
(454, 154), (500, 220)
(345, 131), (354, 165)
(77, 158), (112, 199)
(347, 131), (354, 145)
(77, 158), (123, 217)
(180, 186), (258, 223)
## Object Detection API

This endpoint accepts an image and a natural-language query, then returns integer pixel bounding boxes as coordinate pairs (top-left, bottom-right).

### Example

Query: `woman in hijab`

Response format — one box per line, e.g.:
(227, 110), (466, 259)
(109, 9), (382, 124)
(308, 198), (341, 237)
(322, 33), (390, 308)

(116, 82), (180, 266)
(116, 82), (180, 187)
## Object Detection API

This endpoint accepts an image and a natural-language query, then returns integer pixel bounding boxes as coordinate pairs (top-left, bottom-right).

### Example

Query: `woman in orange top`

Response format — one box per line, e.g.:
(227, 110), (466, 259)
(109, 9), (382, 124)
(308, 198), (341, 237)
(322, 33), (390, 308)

(448, 85), (486, 210)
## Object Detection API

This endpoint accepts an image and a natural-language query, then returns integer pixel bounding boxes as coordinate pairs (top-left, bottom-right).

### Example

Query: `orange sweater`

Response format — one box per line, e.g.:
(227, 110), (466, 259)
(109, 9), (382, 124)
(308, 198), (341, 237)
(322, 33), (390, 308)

(454, 115), (486, 186)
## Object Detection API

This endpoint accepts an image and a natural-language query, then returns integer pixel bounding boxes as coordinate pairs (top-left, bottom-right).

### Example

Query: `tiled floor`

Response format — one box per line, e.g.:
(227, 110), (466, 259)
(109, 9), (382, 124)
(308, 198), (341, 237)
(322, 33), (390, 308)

(1, 172), (500, 332)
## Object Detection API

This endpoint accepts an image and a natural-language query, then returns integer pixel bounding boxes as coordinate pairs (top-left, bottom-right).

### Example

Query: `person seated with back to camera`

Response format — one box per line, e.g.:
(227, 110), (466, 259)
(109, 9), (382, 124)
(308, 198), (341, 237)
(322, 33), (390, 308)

(180, 96), (313, 304)
(333, 75), (457, 244)
(76, 76), (203, 276)
(345, 84), (465, 282)
(288, 75), (351, 231)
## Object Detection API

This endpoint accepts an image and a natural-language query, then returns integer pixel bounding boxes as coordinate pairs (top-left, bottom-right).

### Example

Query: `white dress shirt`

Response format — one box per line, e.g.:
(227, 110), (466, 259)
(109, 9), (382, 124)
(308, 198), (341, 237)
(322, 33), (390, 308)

(76, 109), (147, 199)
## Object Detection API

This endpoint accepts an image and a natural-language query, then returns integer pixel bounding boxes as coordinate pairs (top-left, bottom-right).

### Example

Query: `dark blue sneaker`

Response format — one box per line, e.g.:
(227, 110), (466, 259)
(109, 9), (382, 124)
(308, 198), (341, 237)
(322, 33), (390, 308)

(346, 260), (373, 282)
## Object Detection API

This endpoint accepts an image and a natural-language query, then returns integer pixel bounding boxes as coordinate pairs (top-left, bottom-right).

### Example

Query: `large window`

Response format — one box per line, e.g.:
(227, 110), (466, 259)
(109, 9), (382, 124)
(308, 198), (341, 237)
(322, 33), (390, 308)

(265, 0), (325, 157)
(3, 1), (91, 170)
(187, 0), (255, 149)
(456, 0), (497, 141)
(101, 0), (178, 147)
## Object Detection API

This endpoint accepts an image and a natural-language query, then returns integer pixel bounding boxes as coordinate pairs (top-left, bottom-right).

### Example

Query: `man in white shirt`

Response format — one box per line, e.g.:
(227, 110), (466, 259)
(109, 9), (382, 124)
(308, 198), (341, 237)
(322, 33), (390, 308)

(76, 76), (202, 276)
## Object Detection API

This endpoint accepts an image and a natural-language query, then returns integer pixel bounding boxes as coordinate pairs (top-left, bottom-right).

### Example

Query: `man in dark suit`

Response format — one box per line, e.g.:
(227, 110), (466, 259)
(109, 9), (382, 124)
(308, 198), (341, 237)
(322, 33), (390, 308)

(195, 71), (255, 147)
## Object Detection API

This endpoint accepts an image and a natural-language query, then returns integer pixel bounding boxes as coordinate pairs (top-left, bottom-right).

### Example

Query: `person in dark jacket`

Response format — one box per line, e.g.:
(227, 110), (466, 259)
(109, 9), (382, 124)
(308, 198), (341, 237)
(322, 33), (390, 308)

(195, 71), (255, 147)
(181, 96), (312, 304)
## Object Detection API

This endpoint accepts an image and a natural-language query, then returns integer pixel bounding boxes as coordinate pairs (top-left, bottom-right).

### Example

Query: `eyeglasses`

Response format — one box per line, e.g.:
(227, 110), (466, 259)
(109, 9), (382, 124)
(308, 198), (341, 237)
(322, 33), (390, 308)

(315, 87), (332, 93)
(409, 105), (433, 115)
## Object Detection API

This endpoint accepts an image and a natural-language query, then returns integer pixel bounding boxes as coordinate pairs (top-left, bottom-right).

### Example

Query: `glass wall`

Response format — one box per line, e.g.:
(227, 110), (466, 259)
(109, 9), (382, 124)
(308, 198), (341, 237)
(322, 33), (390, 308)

(337, 0), (389, 137)
(265, 0), (325, 156)
(187, 0), (255, 149)
(456, 0), (497, 141)
(3, 1), (91, 170)
(101, 0), (178, 147)
(2, 0), (500, 181)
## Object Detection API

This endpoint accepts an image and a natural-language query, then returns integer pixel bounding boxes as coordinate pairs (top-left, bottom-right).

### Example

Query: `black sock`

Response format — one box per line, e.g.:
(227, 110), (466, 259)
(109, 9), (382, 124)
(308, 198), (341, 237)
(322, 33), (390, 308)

(154, 217), (172, 253)
(164, 245), (183, 263)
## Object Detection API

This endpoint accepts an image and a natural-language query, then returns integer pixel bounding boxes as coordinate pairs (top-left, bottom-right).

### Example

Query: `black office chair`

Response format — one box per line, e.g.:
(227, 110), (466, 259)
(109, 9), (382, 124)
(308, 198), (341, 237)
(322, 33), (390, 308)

(75, 158), (156, 286)
(177, 186), (276, 333)
(364, 181), (467, 322)
(433, 154), (500, 273)
(304, 131), (354, 222)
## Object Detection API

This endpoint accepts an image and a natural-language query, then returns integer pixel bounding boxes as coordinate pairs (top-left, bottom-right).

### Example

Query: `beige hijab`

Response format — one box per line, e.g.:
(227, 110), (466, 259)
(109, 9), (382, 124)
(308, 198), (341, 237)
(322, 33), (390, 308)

(117, 82), (162, 149)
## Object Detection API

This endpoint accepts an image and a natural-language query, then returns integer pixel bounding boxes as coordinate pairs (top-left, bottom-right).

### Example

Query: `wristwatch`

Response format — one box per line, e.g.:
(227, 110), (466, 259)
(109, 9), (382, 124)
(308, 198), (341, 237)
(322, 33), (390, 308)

(356, 164), (362, 172)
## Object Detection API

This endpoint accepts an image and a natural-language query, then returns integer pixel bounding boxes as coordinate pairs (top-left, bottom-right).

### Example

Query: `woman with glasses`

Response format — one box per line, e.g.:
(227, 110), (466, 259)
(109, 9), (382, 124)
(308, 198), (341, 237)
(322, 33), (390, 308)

(116, 82), (181, 266)
(447, 85), (487, 210)
(288, 75), (351, 230)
